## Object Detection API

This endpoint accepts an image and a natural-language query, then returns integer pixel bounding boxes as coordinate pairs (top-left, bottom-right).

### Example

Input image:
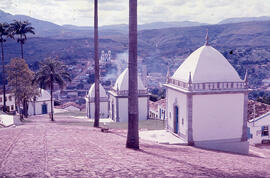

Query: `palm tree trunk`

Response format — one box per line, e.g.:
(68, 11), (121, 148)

(18, 100), (23, 120)
(50, 76), (54, 121)
(20, 35), (24, 59)
(94, 0), (100, 128)
(126, 0), (139, 149)
(1, 40), (7, 112)
(15, 69), (18, 112)
(23, 99), (28, 118)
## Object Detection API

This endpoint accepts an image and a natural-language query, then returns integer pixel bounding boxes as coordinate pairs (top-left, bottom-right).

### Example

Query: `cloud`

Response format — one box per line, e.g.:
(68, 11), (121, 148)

(1, 0), (270, 26)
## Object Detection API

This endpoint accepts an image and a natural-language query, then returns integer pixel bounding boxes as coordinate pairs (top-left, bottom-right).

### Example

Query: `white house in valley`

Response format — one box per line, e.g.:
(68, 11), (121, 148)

(164, 40), (249, 154)
(149, 99), (166, 120)
(85, 83), (109, 118)
(248, 111), (270, 145)
(108, 68), (149, 122)
(0, 93), (15, 112)
(28, 89), (53, 115)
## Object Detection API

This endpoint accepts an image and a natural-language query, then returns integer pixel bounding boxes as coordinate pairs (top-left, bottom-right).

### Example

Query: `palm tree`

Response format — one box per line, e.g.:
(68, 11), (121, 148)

(10, 20), (35, 59)
(93, 0), (100, 128)
(0, 22), (10, 112)
(126, 0), (139, 149)
(33, 58), (71, 121)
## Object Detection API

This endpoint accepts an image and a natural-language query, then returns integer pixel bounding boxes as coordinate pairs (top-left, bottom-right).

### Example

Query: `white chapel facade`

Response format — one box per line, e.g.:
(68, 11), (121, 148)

(28, 89), (53, 115)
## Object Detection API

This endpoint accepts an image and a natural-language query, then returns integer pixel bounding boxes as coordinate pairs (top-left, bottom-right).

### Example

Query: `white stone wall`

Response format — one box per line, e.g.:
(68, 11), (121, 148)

(167, 88), (188, 137)
(0, 114), (14, 126)
(192, 93), (244, 141)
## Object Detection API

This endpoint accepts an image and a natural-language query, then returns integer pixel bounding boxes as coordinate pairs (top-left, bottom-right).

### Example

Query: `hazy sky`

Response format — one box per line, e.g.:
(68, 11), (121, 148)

(1, 0), (270, 26)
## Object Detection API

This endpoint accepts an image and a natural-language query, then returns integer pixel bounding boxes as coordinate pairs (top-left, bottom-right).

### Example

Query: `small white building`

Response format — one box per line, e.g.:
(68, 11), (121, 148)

(108, 68), (149, 122)
(164, 43), (249, 154)
(0, 93), (16, 112)
(248, 112), (270, 145)
(85, 83), (109, 118)
(28, 89), (53, 115)
(149, 101), (158, 119)
(149, 99), (166, 120)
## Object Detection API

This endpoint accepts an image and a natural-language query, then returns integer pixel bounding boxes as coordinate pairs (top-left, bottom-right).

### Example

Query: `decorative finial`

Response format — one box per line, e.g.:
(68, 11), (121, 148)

(166, 66), (170, 83)
(244, 69), (248, 82)
(204, 29), (209, 46)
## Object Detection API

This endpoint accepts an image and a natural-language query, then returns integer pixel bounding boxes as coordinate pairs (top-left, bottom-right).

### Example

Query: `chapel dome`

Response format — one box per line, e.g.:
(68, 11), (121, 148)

(113, 68), (146, 91)
(88, 83), (107, 98)
(172, 45), (242, 83)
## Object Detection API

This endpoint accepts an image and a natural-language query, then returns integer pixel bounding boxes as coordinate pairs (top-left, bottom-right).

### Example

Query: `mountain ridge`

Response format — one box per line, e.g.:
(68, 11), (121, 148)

(0, 9), (207, 38)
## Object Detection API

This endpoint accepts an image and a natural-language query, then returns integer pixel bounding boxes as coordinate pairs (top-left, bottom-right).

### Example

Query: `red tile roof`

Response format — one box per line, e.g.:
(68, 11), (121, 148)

(248, 100), (270, 120)
(55, 102), (85, 110)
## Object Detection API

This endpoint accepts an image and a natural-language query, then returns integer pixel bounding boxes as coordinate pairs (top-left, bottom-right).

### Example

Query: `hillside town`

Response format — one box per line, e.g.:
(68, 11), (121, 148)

(0, 0), (270, 177)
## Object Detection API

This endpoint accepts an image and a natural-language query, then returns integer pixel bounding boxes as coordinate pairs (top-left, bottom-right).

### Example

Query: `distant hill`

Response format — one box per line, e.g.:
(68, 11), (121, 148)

(0, 9), (207, 39)
(139, 21), (207, 30)
(139, 20), (270, 57)
(3, 20), (270, 70)
(219, 16), (270, 24)
(1, 9), (270, 87)
(0, 10), (92, 39)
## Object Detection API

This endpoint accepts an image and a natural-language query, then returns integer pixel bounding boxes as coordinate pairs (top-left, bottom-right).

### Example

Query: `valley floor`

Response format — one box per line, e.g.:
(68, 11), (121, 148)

(0, 115), (270, 177)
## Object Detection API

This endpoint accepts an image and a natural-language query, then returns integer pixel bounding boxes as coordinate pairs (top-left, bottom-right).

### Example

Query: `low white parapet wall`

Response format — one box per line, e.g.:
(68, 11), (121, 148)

(0, 114), (15, 127)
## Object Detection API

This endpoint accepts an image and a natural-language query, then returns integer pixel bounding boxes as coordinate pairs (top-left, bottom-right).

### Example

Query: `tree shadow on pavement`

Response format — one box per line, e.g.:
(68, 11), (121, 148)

(141, 143), (191, 153)
(139, 148), (266, 177)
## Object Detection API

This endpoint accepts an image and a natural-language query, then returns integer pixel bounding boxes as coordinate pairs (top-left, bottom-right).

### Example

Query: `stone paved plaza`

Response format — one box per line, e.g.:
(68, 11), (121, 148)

(0, 115), (270, 177)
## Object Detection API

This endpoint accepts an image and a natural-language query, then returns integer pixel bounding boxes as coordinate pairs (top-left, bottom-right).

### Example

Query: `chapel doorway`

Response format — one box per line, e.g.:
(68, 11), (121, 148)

(174, 105), (179, 134)
(112, 102), (114, 121)
(42, 104), (48, 114)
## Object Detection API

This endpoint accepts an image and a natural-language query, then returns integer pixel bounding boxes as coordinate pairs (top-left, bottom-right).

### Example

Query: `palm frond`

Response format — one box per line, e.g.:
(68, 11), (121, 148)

(33, 58), (71, 90)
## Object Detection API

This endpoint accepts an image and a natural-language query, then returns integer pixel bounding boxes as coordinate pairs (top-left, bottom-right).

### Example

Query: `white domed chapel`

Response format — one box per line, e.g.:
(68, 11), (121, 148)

(108, 68), (149, 122)
(85, 83), (109, 118)
(164, 39), (249, 154)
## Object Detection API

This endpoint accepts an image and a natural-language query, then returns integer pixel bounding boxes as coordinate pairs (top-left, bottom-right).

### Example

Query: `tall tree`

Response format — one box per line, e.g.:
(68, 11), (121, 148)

(0, 22), (10, 112)
(6, 58), (39, 119)
(10, 20), (35, 59)
(126, 0), (139, 149)
(33, 58), (71, 121)
(94, 0), (100, 127)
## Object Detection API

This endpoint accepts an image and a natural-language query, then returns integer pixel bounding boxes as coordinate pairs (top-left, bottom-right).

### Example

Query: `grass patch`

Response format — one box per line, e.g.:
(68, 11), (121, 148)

(54, 111), (166, 130)
(54, 111), (87, 117)
(100, 119), (165, 130)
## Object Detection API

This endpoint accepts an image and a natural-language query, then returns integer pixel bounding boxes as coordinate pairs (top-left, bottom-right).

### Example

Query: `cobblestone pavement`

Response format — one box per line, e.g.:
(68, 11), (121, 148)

(0, 115), (270, 177)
